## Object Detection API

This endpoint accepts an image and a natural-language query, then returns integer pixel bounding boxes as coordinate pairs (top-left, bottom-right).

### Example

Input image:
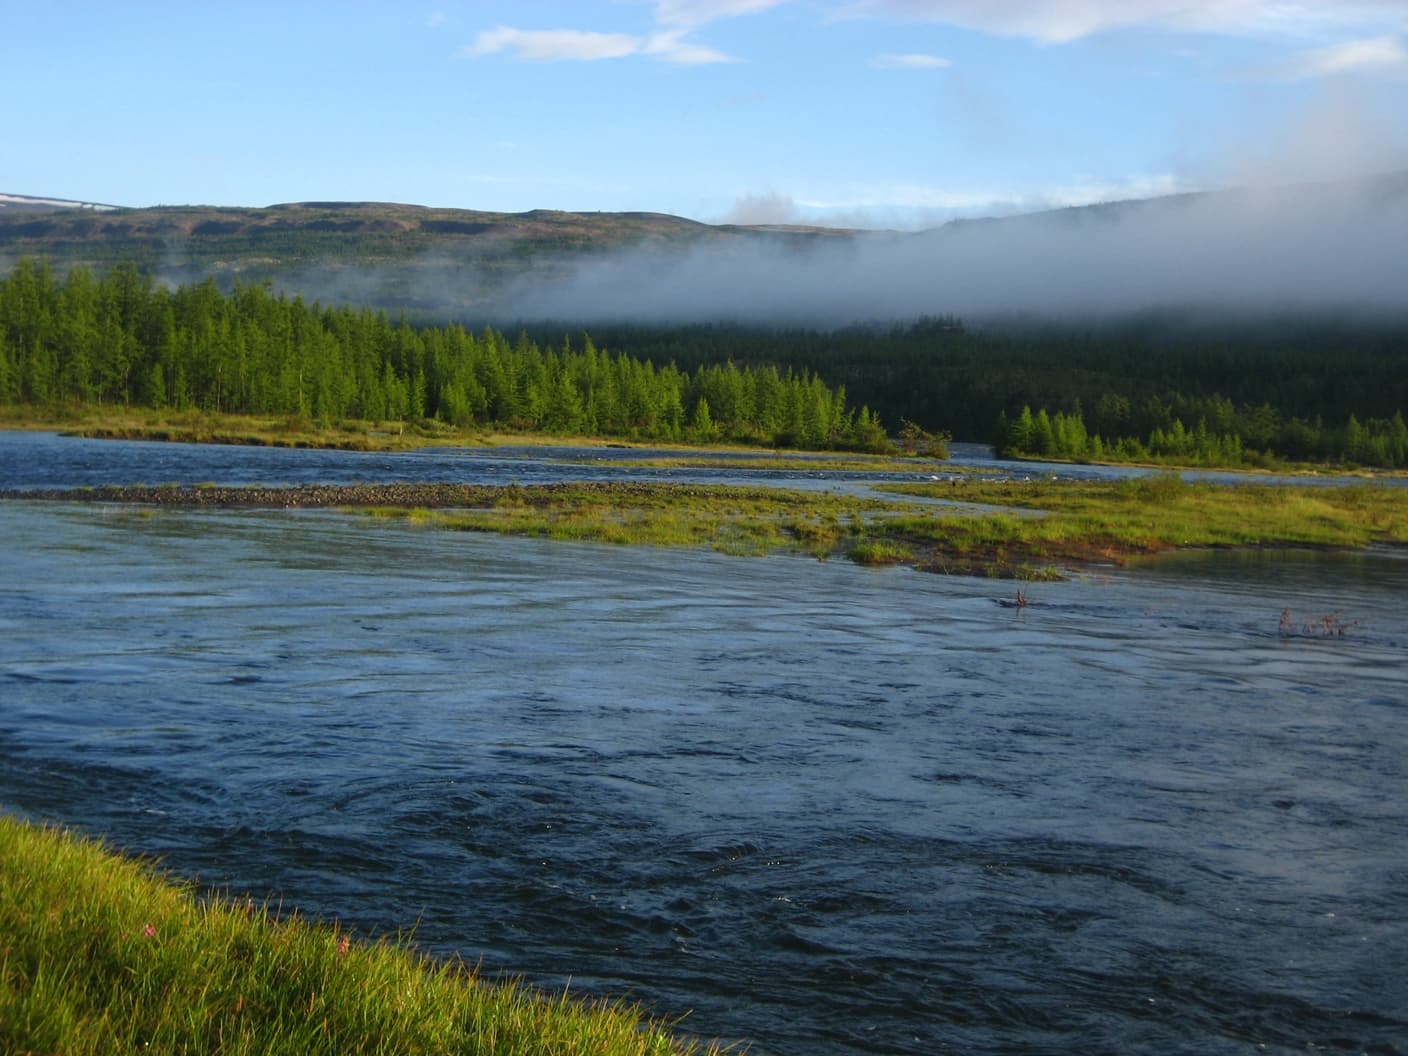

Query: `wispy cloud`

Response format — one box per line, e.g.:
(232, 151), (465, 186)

(466, 0), (785, 66)
(844, 2), (1408, 46)
(655, 0), (789, 29)
(872, 52), (952, 69)
(1275, 35), (1408, 79)
(646, 29), (736, 64)
(466, 27), (641, 62)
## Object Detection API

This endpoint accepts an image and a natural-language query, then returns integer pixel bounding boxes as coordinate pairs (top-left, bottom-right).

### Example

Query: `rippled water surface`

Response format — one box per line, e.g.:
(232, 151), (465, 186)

(1, 433), (1406, 1055)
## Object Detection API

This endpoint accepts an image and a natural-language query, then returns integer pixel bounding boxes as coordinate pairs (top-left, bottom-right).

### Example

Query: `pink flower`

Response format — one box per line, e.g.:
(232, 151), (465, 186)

(142, 924), (157, 938)
(337, 935), (350, 957)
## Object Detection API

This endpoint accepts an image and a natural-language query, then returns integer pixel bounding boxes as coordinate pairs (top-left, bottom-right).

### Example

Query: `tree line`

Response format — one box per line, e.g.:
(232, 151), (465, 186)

(0, 259), (889, 451)
(555, 314), (1408, 456)
(995, 395), (1408, 468)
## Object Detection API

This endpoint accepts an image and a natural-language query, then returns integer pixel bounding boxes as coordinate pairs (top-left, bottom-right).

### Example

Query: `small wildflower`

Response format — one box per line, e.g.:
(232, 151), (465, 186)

(142, 924), (157, 938)
(337, 934), (350, 957)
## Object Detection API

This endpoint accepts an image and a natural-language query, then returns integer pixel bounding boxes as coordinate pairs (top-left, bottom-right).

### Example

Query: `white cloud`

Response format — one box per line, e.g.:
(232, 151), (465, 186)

(646, 29), (736, 64)
(655, 0), (789, 28)
(844, 2), (1408, 45)
(466, 26), (642, 62)
(1277, 35), (1408, 78)
(465, 1), (784, 65)
(873, 52), (952, 68)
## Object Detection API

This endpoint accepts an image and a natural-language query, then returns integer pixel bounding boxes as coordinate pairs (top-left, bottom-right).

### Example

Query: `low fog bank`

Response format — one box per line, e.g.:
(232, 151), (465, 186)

(493, 176), (1408, 328)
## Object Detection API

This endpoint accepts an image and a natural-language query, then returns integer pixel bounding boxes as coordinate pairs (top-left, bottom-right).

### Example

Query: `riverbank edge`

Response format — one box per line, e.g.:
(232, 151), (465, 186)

(0, 404), (892, 459)
(0, 811), (718, 1056)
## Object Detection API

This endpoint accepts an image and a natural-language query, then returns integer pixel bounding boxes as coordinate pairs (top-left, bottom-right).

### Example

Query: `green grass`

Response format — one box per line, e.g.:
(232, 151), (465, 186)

(0, 814), (718, 1056)
(845, 539), (915, 566)
(361, 476), (1408, 577)
(359, 484), (883, 559)
(0, 404), (483, 452)
(0, 404), (891, 459)
(873, 475), (1408, 572)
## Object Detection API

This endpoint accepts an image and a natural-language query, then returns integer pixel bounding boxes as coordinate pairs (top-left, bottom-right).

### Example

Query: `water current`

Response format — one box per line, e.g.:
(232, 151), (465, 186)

(1, 432), (1405, 1054)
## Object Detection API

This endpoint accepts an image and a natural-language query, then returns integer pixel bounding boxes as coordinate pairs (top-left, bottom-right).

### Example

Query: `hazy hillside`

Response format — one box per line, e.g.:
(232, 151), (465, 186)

(0, 199), (867, 318)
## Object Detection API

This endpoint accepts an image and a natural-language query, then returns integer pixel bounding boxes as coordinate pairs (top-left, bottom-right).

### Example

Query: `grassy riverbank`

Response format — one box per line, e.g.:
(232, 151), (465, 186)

(0, 404), (880, 458)
(0, 404), (530, 451)
(0, 814), (715, 1056)
(0, 405), (732, 454)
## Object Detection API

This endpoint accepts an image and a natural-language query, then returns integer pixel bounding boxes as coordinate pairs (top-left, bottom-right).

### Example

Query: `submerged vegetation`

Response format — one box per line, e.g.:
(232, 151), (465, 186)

(0, 813), (716, 1056)
(8, 475), (1405, 579)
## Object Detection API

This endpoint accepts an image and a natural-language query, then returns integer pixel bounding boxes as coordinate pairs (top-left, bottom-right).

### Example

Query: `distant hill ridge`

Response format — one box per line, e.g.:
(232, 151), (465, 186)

(0, 197), (858, 247)
(0, 196), (873, 317)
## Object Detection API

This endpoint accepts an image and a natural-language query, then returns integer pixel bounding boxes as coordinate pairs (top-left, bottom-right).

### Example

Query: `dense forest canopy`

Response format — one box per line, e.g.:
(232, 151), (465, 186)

(0, 259), (886, 451)
(556, 314), (1408, 467)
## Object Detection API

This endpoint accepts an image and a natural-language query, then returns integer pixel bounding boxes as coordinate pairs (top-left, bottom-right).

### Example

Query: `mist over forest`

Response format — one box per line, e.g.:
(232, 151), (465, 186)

(494, 174), (1408, 328)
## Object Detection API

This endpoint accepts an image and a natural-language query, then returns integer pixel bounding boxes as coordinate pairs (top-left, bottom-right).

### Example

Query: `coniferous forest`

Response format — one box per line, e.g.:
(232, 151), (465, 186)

(4, 256), (1408, 466)
(557, 315), (1408, 468)
(0, 259), (887, 451)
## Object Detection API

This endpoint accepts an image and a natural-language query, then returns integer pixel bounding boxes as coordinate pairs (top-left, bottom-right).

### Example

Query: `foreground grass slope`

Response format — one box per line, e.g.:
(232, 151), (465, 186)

(0, 814), (715, 1056)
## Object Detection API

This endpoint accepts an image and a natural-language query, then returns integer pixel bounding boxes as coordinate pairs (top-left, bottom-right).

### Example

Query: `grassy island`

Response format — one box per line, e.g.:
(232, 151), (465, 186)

(0, 814), (716, 1056)
(6, 474), (1405, 580)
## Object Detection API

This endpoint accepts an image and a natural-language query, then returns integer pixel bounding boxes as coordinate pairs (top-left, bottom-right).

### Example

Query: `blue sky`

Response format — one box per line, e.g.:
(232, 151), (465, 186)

(5, 1), (1408, 226)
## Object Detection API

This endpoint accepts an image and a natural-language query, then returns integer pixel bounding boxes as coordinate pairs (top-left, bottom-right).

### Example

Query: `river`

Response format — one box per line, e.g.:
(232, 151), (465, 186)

(1, 431), (1405, 1055)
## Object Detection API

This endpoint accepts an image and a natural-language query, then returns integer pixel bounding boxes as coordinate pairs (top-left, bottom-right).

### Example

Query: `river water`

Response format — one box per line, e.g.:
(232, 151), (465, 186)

(1, 432), (1405, 1055)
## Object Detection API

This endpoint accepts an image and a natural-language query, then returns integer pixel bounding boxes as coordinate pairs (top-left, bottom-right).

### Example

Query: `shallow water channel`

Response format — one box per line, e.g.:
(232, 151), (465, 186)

(1, 433), (1406, 1054)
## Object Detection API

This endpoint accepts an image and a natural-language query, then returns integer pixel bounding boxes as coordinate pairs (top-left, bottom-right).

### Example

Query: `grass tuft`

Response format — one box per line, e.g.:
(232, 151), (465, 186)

(0, 814), (719, 1056)
(846, 539), (915, 566)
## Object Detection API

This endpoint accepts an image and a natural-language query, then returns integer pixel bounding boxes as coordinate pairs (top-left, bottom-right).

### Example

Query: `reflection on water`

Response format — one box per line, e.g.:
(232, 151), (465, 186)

(1, 433), (1406, 1056)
